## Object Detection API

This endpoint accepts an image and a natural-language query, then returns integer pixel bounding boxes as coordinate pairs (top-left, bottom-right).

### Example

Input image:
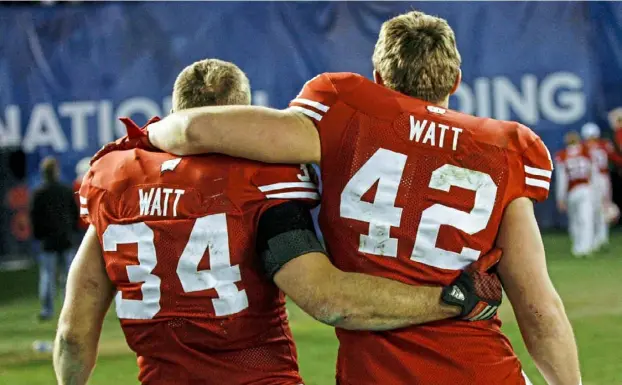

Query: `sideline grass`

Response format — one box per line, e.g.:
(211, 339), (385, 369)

(1, 233), (620, 385)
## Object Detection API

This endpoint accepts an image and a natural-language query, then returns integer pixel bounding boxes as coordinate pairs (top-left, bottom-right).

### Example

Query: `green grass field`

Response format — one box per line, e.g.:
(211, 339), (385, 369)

(1, 233), (621, 385)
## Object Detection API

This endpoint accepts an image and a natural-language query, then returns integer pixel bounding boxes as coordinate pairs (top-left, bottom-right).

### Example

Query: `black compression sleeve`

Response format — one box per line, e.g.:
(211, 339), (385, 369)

(256, 201), (326, 279)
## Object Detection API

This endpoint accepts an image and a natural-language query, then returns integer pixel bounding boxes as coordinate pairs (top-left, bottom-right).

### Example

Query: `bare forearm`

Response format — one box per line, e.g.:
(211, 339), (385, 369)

(288, 270), (458, 331)
(183, 106), (287, 160)
(53, 334), (97, 385)
(517, 301), (581, 385)
(148, 106), (320, 163)
(149, 107), (257, 156)
(332, 272), (458, 330)
(148, 112), (193, 155)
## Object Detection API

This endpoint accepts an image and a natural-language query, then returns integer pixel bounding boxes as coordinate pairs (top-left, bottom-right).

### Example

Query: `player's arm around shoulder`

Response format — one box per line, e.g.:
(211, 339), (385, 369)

(54, 226), (116, 385)
(255, 198), (505, 331)
(255, 200), (460, 330)
(147, 72), (350, 164)
(148, 105), (321, 164)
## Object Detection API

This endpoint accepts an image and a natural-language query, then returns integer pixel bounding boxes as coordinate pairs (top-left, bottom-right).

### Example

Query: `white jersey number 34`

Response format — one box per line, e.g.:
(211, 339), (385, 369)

(340, 148), (497, 270)
(102, 213), (248, 320)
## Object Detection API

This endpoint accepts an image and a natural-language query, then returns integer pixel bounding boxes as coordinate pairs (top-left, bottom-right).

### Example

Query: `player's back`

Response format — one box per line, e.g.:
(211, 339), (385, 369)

(80, 148), (315, 385)
(291, 73), (553, 384)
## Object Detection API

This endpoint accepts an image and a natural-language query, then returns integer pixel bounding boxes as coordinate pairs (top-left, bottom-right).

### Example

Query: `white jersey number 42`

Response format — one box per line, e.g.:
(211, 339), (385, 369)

(340, 148), (497, 270)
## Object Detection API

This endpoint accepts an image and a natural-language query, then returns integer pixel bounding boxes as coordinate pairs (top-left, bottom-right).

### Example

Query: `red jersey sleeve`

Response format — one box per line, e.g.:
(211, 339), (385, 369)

(77, 172), (94, 225)
(250, 164), (320, 211)
(289, 74), (338, 126)
(77, 169), (107, 226)
(289, 72), (364, 169)
(518, 126), (553, 202)
(603, 139), (622, 167)
(553, 150), (564, 166)
(615, 130), (622, 151)
(73, 180), (89, 230)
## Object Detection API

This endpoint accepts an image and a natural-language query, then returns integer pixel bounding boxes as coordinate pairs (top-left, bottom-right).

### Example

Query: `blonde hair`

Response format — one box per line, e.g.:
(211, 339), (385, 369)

(372, 11), (461, 103)
(172, 59), (251, 111)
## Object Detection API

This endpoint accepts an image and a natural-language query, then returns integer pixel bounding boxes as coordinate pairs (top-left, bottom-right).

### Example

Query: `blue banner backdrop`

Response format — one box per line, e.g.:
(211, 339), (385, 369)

(1, 2), (621, 234)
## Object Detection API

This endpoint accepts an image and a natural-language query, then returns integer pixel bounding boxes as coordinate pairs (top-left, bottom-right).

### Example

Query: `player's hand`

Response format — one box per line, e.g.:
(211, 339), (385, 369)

(557, 201), (567, 213)
(90, 117), (160, 165)
(441, 249), (503, 321)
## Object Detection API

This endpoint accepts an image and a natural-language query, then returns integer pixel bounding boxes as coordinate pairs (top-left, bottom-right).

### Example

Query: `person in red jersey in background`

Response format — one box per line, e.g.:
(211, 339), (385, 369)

(148, 11), (581, 385)
(555, 131), (597, 257)
(607, 108), (622, 225)
(581, 122), (622, 249)
(608, 107), (622, 151)
(53, 59), (502, 385)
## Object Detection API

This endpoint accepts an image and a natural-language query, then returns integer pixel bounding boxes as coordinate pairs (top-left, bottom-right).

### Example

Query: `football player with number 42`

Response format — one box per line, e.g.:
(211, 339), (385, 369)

(149, 10), (581, 385)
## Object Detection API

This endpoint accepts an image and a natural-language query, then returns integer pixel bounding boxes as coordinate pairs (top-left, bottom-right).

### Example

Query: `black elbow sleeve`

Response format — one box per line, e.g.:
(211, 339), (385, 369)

(256, 201), (326, 279)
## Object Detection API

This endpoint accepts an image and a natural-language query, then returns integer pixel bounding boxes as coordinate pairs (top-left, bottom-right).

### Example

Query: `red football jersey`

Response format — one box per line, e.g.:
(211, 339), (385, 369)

(615, 129), (622, 151)
(290, 73), (553, 385)
(79, 146), (319, 385)
(584, 138), (622, 173)
(554, 144), (592, 193)
(73, 180), (89, 230)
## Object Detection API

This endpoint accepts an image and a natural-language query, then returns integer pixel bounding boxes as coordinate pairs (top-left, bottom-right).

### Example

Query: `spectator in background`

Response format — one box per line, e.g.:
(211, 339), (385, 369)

(555, 131), (596, 257)
(29, 157), (78, 320)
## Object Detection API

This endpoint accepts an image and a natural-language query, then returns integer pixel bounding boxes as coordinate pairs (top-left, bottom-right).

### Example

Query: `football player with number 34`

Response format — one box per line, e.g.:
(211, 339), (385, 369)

(149, 11), (581, 385)
(53, 59), (502, 385)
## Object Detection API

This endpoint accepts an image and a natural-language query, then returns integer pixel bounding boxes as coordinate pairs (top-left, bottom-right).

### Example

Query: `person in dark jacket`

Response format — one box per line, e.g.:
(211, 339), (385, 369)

(30, 157), (78, 320)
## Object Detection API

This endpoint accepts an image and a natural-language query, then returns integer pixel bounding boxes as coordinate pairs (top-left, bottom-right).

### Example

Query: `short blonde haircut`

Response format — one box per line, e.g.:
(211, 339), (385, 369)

(372, 11), (461, 103)
(172, 59), (251, 111)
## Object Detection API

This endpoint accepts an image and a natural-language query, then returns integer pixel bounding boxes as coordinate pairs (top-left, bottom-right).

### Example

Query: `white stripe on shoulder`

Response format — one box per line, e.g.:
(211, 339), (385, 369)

(258, 182), (317, 192)
(291, 98), (330, 112)
(79, 195), (87, 204)
(525, 177), (550, 190)
(289, 106), (323, 121)
(524, 165), (552, 178)
(80, 207), (89, 215)
(265, 192), (320, 200)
